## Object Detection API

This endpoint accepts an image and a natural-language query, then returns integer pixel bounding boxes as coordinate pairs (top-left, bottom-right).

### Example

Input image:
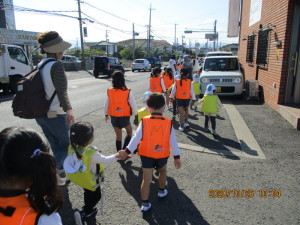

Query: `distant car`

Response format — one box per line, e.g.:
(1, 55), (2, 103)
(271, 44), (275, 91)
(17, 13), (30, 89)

(61, 55), (81, 63)
(200, 56), (244, 96)
(93, 56), (125, 78)
(206, 51), (233, 57)
(131, 59), (152, 72)
(61, 55), (81, 71)
(146, 57), (162, 68)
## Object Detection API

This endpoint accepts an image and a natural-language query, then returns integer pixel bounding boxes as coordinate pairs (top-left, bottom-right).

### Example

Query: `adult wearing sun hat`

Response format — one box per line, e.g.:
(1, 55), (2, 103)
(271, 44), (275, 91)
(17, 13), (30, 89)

(35, 31), (75, 186)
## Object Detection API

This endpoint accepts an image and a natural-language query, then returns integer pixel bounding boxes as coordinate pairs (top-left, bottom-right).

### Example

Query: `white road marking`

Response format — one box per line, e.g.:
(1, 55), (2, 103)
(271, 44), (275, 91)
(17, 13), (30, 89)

(223, 102), (266, 159)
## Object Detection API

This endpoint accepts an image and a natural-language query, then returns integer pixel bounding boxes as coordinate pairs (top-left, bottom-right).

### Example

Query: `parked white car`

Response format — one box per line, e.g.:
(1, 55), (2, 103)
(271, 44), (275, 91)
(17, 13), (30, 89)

(200, 56), (244, 96)
(131, 59), (152, 72)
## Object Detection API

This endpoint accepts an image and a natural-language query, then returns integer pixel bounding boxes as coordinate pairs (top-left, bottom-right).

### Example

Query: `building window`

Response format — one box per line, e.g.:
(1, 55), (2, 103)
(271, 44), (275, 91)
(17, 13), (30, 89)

(246, 35), (255, 63)
(256, 30), (270, 65)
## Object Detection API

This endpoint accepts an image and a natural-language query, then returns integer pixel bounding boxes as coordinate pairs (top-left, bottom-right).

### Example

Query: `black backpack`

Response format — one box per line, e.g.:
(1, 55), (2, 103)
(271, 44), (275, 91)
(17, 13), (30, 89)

(12, 59), (57, 119)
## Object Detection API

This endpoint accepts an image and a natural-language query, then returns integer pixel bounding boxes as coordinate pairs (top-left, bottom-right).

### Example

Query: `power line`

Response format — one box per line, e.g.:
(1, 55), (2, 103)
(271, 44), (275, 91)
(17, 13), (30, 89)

(81, 12), (132, 34)
(82, 1), (145, 27)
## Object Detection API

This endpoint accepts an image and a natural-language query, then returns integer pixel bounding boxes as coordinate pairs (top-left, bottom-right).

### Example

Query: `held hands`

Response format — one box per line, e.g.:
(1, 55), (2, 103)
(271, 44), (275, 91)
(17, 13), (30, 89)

(105, 115), (109, 123)
(115, 152), (122, 161)
(174, 158), (181, 169)
(170, 98), (174, 103)
(118, 150), (129, 160)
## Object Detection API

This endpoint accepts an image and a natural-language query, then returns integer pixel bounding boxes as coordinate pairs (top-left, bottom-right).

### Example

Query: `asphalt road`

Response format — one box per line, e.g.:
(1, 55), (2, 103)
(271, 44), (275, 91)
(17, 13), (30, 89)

(0, 70), (299, 225)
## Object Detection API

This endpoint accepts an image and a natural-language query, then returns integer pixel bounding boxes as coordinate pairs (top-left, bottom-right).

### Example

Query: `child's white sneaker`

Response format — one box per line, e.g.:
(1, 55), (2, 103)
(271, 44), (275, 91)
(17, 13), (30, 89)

(157, 189), (168, 198)
(179, 126), (184, 132)
(140, 202), (152, 212)
(184, 122), (189, 128)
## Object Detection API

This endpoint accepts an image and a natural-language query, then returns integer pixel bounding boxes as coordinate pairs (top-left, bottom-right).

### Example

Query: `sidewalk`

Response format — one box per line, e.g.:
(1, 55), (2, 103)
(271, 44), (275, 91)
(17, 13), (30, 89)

(58, 96), (300, 225)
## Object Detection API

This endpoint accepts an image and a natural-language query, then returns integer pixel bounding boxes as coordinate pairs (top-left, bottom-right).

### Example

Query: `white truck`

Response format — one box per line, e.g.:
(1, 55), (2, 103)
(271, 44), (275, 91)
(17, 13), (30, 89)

(0, 44), (32, 93)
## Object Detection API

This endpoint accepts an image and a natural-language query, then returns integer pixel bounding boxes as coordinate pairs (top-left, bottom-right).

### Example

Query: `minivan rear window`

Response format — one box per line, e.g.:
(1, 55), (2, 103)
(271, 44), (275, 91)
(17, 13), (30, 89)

(95, 57), (108, 64)
(204, 58), (239, 71)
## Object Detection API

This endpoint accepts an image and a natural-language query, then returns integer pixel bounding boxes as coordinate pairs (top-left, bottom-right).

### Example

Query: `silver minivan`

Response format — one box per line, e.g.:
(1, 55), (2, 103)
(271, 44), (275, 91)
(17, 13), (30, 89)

(200, 56), (244, 96)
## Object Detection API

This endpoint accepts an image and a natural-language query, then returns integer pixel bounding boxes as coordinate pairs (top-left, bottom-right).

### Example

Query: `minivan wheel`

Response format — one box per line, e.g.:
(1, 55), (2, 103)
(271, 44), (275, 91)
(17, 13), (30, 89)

(132, 70), (135, 72)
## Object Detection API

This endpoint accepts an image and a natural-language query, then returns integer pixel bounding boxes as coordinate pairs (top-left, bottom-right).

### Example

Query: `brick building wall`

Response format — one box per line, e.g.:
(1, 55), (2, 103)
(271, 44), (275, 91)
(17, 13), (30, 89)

(238, 0), (294, 110)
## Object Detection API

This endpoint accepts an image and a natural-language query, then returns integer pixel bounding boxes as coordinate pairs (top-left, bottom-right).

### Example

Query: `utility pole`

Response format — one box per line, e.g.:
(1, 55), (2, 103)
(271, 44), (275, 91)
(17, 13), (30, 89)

(133, 23), (135, 60)
(77, 0), (85, 69)
(174, 23), (178, 53)
(213, 20), (217, 51)
(105, 30), (109, 56)
(148, 4), (155, 56)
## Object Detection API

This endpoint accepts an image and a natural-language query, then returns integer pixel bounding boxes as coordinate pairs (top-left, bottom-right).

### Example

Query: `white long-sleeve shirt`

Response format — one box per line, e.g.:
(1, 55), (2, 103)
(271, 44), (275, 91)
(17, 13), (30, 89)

(90, 152), (116, 174)
(104, 90), (138, 116)
(147, 77), (166, 93)
(169, 81), (196, 100)
(126, 120), (181, 157)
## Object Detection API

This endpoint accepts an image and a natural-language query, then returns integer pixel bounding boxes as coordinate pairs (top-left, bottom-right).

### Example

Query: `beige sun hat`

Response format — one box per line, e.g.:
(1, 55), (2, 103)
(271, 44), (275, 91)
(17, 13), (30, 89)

(40, 35), (71, 53)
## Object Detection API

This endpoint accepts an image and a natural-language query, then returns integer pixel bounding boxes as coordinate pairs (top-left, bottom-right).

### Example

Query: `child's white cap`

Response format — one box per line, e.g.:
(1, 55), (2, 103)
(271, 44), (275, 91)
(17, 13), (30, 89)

(193, 73), (200, 82)
(142, 91), (153, 102)
(205, 84), (216, 95)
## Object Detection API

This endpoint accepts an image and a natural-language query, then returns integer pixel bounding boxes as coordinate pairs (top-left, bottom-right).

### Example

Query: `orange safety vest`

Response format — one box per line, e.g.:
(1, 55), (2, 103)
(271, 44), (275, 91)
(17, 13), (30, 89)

(138, 115), (172, 159)
(175, 79), (191, 99)
(107, 88), (132, 117)
(149, 77), (163, 93)
(163, 75), (174, 90)
(0, 194), (38, 224)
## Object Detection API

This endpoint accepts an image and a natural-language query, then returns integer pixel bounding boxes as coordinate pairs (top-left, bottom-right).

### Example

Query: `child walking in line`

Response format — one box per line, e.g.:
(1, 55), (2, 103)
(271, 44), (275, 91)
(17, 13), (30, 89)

(191, 73), (201, 110)
(170, 68), (196, 132)
(63, 122), (120, 225)
(119, 93), (181, 212)
(104, 72), (137, 153)
(162, 67), (175, 109)
(196, 84), (223, 136)
(0, 127), (63, 225)
(148, 67), (166, 93)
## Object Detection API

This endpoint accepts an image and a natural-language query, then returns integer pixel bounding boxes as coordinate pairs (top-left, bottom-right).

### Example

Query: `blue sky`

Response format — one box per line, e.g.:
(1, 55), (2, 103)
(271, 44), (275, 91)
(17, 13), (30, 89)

(12, 0), (238, 47)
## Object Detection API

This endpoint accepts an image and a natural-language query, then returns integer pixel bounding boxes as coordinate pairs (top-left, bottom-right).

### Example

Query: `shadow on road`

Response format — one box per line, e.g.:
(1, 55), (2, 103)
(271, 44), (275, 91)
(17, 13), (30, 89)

(119, 161), (210, 225)
(182, 123), (241, 160)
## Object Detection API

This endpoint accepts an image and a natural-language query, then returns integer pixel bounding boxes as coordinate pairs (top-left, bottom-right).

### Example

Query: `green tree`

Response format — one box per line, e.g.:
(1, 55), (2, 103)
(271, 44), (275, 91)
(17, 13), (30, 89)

(149, 47), (165, 57)
(66, 48), (105, 60)
(119, 45), (145, 60)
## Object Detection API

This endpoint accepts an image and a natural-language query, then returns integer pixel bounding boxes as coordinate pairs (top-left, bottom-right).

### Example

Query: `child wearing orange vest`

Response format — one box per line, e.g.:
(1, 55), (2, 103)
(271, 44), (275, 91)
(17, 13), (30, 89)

(170, 68), (196, 132)
(0, 127), (63, 225)
(119, 93), (181, 212)
(104, 72), (137, 155)
(148, 67), (166, 93)
(162, 67), (175, 109)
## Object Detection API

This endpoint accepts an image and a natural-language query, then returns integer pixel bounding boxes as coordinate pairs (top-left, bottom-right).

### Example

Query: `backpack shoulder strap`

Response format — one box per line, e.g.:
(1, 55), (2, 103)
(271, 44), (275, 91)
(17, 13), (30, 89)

(38, 59), (58, 102)
(38, 59), (57, 70)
